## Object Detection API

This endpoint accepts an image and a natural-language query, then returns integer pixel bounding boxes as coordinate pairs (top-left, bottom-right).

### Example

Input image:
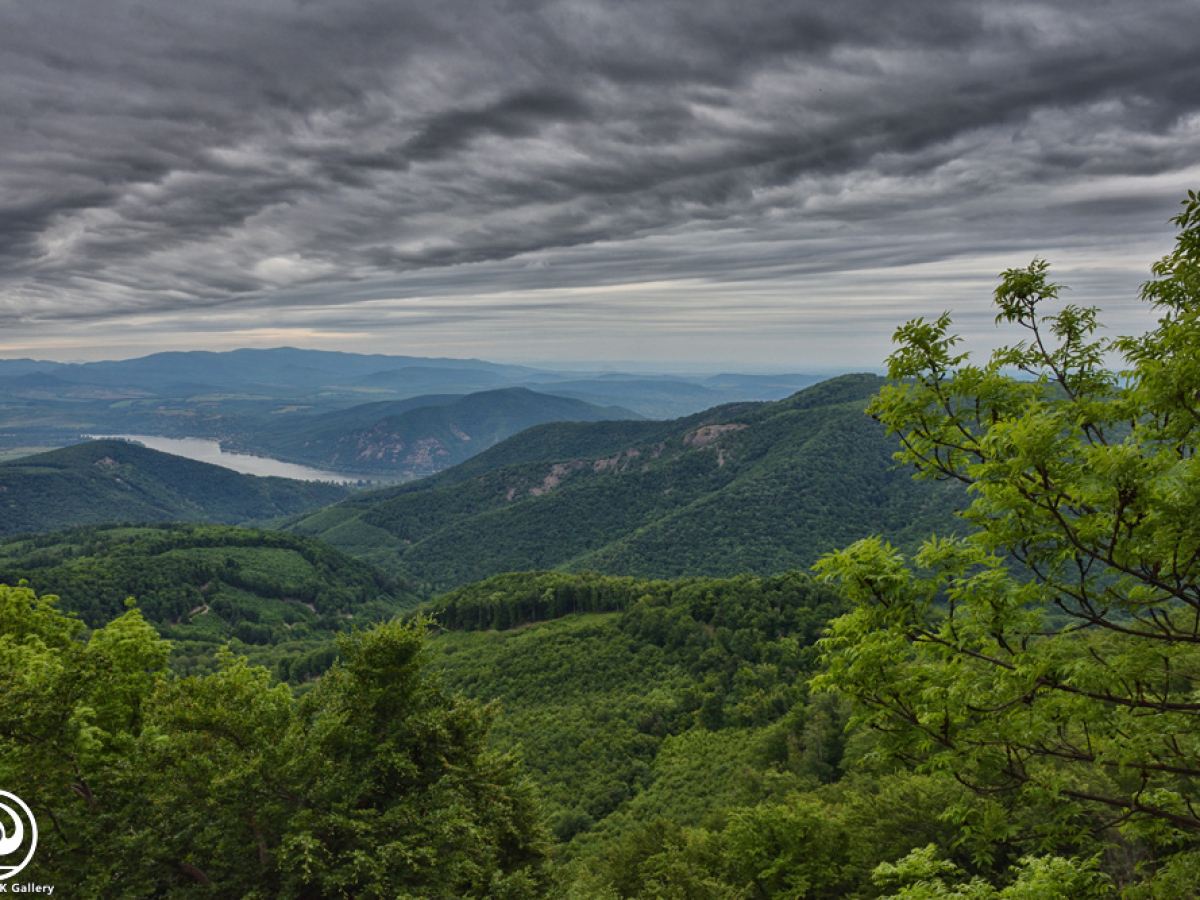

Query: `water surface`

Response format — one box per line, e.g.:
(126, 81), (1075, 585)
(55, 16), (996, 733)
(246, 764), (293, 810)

(91, 434), (352, 483)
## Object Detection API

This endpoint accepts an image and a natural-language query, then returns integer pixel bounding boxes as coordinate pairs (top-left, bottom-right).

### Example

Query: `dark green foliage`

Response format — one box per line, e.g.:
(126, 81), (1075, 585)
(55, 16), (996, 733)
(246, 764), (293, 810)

(0, 523), (419, 682)
(423, 571), (640, 629)
(288, 374), (966, 590)
(425, 571), (843, 834)
(0, 439), (348, 537)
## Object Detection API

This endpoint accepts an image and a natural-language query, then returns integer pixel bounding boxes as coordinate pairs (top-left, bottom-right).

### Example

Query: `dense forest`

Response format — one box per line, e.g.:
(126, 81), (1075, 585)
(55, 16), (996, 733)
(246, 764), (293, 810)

(0, 522), (419, 682)
(2, 195), (1200, 896)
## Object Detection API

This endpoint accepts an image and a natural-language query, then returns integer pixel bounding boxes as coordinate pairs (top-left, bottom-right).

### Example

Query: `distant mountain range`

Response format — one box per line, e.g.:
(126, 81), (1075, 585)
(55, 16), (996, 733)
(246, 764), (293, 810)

(0, 347), (823, 471)
(284, 374), (967, 591)
(0, 346), (819, 416)
(0, 347), (537, 392)
(0, 440), (348, 537)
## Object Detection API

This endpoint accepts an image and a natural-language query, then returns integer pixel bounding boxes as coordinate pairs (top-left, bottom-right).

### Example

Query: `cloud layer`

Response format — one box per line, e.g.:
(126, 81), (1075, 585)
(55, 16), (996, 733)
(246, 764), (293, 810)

(3, 0), (1198, 365)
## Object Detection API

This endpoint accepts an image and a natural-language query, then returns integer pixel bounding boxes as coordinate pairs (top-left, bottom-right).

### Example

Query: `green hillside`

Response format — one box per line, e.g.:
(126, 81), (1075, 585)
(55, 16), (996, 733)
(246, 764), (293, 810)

(228, 386), (640, 477)
(417, 570), (980, 898)
(285, 374), (966, 590)
(0, 439), (349, 537)
(0, 522), (419, 680)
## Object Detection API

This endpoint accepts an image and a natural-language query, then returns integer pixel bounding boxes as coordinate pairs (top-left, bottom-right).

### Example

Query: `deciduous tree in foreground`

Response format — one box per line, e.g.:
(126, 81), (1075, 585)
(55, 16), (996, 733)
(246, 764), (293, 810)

(0, 585), (547, 897)
(816, 191), (1200, 895)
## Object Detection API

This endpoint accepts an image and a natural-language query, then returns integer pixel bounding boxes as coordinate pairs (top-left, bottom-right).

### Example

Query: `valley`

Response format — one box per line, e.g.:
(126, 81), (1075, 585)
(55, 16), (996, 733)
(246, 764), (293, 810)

(0, 365), (972, 893)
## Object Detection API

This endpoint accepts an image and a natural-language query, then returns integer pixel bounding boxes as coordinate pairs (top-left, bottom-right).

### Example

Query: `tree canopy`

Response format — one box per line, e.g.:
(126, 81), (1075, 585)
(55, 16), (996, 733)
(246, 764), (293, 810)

(0, 584), (547, 896)
(815, 191), (1200, 892)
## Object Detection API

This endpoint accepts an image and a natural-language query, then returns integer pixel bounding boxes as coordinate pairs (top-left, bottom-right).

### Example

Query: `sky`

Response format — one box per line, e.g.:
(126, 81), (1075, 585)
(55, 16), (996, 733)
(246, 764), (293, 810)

(2, 0), (1199, 372)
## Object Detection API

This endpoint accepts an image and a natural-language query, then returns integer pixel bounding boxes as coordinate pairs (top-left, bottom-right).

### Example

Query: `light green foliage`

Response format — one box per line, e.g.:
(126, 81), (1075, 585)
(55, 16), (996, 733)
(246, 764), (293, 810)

(567, 771), (983, 900)
(815, 193), (1200, 887)
(873, 847), (1111, 899)
(0, 585), (548, 896)
(428, 572), (844, 841)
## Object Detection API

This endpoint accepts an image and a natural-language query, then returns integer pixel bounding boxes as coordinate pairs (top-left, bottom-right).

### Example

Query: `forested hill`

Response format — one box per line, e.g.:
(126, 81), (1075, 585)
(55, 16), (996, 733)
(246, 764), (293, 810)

(225, 386), (640, 478)
(0, 522), (419, 680)
(285, 373), (966, 591)
(0, 439), (348, 537)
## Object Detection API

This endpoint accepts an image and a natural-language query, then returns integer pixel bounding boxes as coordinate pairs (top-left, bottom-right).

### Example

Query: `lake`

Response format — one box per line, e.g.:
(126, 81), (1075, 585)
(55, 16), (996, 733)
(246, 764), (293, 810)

(89, 435), (354, 482)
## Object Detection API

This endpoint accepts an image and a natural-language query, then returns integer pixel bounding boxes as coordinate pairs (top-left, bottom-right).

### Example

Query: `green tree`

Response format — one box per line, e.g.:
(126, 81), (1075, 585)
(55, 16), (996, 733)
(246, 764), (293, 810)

(814, 192), (1200, 887)
(0, 584), (547, 896)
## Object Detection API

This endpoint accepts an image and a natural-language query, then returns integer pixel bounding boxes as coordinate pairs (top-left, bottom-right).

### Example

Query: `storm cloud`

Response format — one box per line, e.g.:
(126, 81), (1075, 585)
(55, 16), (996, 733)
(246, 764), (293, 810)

(2, 0), (1198, 365)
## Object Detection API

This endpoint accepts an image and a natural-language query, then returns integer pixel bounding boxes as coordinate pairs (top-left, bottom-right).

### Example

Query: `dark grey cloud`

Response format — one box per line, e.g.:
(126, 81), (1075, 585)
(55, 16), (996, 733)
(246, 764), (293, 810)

(1, 0), (1198, 364)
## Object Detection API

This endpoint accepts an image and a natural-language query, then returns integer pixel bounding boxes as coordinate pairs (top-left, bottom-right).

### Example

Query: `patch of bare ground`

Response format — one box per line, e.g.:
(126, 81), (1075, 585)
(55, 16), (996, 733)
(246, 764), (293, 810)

(594, 448), (641, 473)
(530, 460), (588, 496)
(683, 424), (747, 447)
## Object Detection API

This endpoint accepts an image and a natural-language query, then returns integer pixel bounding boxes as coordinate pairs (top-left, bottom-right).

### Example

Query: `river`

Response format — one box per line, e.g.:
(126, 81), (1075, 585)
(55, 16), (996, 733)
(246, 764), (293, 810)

(89, 435), (354, 483)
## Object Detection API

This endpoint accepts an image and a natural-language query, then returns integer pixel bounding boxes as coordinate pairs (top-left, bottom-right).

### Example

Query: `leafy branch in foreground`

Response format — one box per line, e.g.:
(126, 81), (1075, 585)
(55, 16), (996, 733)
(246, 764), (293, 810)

(815, 192), (1200, 889)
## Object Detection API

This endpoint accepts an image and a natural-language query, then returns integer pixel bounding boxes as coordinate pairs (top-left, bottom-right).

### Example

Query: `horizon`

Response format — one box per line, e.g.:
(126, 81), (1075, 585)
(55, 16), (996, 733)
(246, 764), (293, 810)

(0, 343), (864, 379)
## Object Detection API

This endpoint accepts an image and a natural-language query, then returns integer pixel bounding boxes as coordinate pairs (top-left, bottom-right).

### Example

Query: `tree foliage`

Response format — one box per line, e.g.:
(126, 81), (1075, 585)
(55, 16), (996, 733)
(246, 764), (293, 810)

(0, 523), (421, 683)
(424, 571), (989, 899)
(0, 584), (547, 896)
(815, 192), (1200, 885)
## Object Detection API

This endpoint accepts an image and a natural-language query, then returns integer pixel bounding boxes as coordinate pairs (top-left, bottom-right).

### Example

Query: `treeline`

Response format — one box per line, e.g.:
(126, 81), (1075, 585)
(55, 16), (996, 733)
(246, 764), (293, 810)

(424, 570), (643, 628)
(424, 569), (843, 638)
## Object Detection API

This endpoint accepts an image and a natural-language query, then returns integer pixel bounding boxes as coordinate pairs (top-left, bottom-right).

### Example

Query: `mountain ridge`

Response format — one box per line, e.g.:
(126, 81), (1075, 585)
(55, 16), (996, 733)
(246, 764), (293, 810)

(227, 387), (641, 478)
(285, 374), (966, 590)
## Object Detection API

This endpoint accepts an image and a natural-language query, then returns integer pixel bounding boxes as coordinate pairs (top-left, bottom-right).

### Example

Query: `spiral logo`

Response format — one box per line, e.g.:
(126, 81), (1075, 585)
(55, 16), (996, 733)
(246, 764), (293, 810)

(0, 792), (36, 880)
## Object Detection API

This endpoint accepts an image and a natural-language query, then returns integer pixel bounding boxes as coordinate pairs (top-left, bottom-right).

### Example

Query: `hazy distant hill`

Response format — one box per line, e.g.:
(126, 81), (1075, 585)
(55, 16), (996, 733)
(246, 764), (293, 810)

(229, 387), (640, 478)
(42, 346), (541, 390)
(351, 365), (512, 392)
(285, 374), (965, 590)
(0, 440), (349, 537)
(517, 377), (728, 419)
(0, 348), (823, 455)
